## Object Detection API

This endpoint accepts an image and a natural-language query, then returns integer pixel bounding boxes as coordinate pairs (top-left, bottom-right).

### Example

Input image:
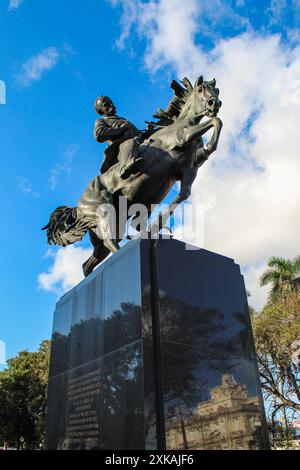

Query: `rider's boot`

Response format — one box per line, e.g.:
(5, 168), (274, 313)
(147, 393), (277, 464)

(120, 137), (145, 179)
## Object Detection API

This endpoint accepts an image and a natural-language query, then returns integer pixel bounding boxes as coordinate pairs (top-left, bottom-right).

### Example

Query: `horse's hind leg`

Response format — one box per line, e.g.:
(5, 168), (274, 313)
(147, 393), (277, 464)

(82, 230), (110, 277)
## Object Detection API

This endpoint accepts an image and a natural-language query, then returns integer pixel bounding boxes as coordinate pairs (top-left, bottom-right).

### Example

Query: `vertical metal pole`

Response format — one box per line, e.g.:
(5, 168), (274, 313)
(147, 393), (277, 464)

(149, 239), (166, 450)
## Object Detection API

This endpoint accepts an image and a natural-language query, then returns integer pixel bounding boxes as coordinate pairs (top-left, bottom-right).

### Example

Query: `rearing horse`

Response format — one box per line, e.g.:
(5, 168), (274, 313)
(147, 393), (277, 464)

(43, 76), (223, 276)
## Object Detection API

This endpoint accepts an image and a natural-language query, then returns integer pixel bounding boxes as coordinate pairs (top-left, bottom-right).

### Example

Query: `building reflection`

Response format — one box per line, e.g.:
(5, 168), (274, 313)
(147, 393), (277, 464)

(45, 239), (269, 450)
(166, 374), (263, 450)
(47, 294), (265, 450)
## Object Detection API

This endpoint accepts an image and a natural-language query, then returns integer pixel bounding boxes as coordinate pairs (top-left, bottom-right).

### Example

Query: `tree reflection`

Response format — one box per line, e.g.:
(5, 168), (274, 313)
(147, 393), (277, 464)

(47, 290), (266, 450)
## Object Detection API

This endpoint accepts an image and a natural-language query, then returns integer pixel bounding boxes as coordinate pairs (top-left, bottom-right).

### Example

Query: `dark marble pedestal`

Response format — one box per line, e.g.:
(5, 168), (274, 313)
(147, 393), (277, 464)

(45, 238), (269, 450)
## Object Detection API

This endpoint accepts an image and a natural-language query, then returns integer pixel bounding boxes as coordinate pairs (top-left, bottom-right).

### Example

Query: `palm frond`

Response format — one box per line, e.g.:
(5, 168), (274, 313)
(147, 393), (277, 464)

(291, 255), (300, 275)
(259, 269), (280, 287)
(267, 257), (292, 271)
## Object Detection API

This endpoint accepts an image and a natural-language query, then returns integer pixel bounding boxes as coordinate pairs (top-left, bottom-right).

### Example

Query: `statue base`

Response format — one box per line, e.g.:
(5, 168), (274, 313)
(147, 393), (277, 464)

(45, 238), (269, 450)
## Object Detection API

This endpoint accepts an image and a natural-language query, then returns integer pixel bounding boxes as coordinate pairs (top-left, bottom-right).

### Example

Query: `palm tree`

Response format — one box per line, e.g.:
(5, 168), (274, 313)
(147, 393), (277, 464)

(260, 256), (300, 301)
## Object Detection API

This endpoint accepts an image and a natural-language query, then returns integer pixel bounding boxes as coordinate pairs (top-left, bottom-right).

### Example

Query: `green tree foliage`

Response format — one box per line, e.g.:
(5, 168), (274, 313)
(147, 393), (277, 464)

(252, 292), (300, 447)
(260, 256), (300, 301)
(0, 340), (51, 449)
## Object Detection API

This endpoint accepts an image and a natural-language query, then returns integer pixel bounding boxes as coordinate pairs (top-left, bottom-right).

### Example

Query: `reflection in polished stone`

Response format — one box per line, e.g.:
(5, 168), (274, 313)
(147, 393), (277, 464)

(45, 239), (269, 450)
(155, 239), (256, 357)
(101, 341), (145, 450)
(45, 241), (144, 450)
(166, 374), (264, 450)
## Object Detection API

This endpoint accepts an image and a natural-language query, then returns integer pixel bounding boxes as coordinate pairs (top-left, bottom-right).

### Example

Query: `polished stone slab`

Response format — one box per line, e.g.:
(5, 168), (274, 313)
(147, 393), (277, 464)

(45, 238), (269, 450)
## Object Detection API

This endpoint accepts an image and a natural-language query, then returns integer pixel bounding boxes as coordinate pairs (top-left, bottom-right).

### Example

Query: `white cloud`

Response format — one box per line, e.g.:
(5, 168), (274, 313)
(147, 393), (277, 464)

(109, 0), (140, 48)
(15, 47), (60, 88)
(38, 246), (93, 295)
(267, 0), (300, 24)
(18, 177), (39, 198)
(109, 0), (300, 309)
(268, 0), (289, 26)
(110, 0), (248, 73)
(8, 0), (23, 11)
(49, 144), (78, 190)
(0, 340), (6, 365)
(138, 0), (206, 75)
(241, 264), (270, 311)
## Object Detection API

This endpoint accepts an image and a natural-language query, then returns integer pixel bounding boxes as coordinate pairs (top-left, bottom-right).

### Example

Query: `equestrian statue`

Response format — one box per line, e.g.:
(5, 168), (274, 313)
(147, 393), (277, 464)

(42, 76), (223, 276)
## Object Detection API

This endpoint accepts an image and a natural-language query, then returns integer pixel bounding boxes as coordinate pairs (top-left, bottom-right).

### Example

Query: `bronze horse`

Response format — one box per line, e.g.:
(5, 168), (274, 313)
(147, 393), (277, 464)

(43, 76), (222, 276)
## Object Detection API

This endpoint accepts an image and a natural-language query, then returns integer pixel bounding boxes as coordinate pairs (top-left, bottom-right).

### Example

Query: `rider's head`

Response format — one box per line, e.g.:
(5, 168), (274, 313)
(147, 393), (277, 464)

(94, 96), (116, 116)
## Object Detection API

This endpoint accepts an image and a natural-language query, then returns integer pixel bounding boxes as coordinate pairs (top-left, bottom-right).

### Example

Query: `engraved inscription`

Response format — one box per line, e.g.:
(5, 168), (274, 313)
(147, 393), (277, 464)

(66, 370), (101, 443)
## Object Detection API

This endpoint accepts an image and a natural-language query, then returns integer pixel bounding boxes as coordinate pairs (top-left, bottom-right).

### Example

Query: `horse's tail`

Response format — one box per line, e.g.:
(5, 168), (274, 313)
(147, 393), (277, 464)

(42, 206), (94, 246)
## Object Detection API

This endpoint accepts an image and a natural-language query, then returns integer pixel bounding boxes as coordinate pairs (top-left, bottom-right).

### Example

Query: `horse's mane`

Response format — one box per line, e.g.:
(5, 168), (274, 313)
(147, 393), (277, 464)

(142, 75), (218, 134)
(151, 76), (217, 127)
(153, 77), (194, 123)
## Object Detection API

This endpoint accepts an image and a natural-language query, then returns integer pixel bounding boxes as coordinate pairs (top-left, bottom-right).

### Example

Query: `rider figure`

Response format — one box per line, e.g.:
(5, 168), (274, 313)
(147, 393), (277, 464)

(94, 96), (145, 178)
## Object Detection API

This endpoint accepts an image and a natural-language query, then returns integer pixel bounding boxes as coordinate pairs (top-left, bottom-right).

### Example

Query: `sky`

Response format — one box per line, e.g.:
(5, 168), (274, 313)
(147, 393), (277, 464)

(0, 0), (300, 363)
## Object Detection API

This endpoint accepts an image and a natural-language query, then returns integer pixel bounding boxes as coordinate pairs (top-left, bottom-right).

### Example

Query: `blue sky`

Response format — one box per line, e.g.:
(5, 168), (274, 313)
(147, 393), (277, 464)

(0, 0), (300, 363)
(0, 0), (166, 364)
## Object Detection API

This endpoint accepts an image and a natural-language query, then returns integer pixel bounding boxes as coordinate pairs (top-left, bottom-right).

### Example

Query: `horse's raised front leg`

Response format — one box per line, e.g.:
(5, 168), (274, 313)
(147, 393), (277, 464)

(149, 116), (222, 234)
(182, 117), (222, 155)
(205, 116), (223, 156)
(183, 118), (214, 143)
(191, 117), (222, 166)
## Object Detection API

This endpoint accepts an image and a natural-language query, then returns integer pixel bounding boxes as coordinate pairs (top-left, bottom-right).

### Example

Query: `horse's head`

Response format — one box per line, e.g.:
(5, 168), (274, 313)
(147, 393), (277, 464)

(152, 76), (222, 124)
(179, 76), (222, 120)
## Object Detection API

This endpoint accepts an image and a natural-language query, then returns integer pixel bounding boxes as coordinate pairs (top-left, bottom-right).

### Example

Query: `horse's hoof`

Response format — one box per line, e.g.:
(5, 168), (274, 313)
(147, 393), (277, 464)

(82, 263), (92, 277)
(103, 238), (119, 253)
(82, 258), (96, 277)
